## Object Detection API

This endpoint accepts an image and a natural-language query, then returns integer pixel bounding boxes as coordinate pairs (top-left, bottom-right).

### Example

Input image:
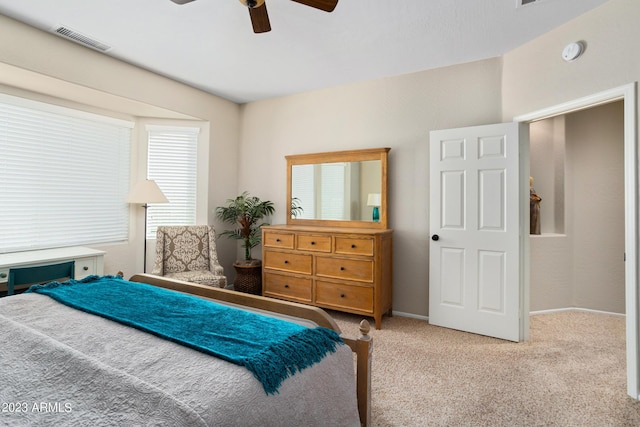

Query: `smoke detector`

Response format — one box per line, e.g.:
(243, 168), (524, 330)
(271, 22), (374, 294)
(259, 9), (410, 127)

(562, 42), (585, 62)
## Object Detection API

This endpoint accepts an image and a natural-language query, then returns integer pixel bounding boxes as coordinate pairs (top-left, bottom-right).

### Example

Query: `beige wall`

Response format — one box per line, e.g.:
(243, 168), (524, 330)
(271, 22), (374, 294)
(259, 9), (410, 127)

(1, 0), (636, 317)
(567, 102), (625, 312)
(239, 59), (503, 316)
(0, 14), (242, 279)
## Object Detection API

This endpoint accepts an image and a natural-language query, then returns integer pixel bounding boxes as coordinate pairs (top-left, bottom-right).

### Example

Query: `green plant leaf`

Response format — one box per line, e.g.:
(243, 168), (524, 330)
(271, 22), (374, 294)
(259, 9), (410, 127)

(215, 191), (275, 261)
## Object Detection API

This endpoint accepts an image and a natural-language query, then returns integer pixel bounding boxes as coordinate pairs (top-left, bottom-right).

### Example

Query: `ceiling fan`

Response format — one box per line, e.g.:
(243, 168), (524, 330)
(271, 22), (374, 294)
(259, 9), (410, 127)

(170, 0), (338, 34)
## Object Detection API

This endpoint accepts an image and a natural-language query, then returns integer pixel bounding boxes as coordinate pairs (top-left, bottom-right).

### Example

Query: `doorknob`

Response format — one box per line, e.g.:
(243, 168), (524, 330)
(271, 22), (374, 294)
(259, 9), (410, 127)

(431, 234), (440, 241)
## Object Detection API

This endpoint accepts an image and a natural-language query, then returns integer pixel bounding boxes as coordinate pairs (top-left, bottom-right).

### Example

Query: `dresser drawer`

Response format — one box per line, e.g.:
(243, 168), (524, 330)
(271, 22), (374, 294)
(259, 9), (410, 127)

(335, 237), (374, 256)
(264, 251), (312, 275)
(75, 257), (97, 278)
(316, 281), (373, 312)
(316, 256), (374, 282)
(296, 234), (331, 252)
(263, 273), (312, 303)
(263, 231), (295, 249)
(261, 225), (392, 330)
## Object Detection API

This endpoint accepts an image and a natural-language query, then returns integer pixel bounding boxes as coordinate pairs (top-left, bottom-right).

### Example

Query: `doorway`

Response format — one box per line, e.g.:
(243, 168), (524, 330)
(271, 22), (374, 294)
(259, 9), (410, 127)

(528, 101), (625, 314)
(515, 83), (638, 400)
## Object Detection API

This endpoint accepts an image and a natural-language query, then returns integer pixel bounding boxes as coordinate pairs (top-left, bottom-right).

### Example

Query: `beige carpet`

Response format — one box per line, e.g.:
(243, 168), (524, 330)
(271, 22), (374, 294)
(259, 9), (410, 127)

(330, 310), (640, 427)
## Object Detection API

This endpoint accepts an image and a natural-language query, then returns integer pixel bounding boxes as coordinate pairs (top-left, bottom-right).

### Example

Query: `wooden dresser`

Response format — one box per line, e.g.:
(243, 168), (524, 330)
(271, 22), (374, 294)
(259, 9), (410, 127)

(262, 224), (392, 329)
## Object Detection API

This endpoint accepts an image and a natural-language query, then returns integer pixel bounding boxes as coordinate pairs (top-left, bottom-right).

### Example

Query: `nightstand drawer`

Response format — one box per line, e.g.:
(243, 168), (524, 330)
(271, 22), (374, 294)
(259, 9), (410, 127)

(316, 281), (373, 312)
(75, 257), (97, 278)
(263, 273), (312, 303)
(316, 256), (373, 282)
(335, 237), (374, 256)
(264, 251), (312, 275)
(263, 232), (295, 249)
(296, 234), (331, 252)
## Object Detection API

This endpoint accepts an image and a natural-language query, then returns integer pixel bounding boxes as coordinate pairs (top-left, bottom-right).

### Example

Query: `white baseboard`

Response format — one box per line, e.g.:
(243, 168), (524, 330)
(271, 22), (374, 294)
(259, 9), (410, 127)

(390, 307), (624, 324)
(391, 310), (429, 322)
(529, 307), (625, 318)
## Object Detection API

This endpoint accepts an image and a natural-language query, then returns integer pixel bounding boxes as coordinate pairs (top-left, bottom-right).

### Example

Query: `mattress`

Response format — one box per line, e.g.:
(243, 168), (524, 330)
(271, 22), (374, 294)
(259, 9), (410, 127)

(0, 292), (360, 426)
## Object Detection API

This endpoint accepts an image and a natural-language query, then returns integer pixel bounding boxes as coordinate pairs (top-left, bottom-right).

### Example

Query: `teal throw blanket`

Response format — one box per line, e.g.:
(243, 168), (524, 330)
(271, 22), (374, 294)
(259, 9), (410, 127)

(27, 275), (344, 394)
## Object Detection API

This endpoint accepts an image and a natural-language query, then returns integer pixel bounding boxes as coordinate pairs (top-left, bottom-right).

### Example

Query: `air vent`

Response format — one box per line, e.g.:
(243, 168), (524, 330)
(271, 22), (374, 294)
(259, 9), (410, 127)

(53, 26), (112, 52)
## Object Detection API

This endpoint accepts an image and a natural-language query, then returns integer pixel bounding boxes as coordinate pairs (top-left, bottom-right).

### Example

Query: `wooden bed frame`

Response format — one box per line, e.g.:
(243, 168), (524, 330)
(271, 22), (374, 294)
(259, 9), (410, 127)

(129, 274), (372, 427)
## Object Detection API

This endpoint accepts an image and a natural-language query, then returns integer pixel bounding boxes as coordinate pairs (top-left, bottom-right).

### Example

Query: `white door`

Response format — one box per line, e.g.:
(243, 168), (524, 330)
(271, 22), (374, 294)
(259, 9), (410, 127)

(429, 122), (528, 342)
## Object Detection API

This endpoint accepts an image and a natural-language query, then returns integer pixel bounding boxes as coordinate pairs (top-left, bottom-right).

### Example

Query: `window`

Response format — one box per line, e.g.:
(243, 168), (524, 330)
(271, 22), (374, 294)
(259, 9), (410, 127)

(0, 94), (133, 253)
(145, 125), (199, 239)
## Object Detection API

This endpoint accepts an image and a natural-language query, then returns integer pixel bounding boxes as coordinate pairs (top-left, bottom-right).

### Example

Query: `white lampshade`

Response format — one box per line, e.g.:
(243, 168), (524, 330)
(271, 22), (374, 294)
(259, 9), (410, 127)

(126, 179), (169, 204)
(367, 193), (381, 207)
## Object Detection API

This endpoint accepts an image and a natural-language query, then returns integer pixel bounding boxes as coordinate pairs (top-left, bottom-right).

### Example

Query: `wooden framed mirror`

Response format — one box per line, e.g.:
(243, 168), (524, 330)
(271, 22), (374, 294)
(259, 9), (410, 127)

(286, 147), (390, 229)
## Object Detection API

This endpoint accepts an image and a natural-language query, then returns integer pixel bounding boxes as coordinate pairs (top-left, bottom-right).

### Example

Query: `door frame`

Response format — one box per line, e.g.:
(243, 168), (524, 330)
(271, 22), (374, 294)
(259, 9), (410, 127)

(514, 83), (639, 399)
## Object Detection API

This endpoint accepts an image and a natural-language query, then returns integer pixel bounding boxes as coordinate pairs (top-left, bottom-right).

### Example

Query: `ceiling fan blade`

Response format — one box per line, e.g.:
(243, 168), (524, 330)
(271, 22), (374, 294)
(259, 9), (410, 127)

(249, 3), (271, 33)
(290, 0), (338, 12)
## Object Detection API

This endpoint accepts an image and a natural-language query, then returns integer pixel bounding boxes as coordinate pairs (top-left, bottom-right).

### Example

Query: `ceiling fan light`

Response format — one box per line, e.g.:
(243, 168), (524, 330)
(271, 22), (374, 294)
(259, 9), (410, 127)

(239, 0), (265, 8)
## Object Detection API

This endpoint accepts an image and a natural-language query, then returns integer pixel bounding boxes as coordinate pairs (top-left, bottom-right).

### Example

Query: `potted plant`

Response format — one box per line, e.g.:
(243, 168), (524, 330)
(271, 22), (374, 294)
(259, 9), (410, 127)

(215, 191), (275, 294)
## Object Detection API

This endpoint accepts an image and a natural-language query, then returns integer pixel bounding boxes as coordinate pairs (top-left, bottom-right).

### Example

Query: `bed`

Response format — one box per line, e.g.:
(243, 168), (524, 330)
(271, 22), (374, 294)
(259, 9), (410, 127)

(0, 273), (372, 426)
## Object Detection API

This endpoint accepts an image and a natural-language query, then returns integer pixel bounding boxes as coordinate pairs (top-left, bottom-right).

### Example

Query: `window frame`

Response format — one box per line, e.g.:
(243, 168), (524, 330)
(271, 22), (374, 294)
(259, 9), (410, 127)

(134, 119), (209, 242)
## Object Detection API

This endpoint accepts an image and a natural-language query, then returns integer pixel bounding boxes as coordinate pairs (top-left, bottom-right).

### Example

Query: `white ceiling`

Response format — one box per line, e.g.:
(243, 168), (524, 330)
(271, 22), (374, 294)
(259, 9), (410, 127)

(0, 0), (608, 104)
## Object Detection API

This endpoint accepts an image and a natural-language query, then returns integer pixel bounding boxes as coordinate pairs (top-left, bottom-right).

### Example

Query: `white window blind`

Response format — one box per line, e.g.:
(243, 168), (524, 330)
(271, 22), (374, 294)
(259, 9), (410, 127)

(319, 162), (346, 220)
(291, 164), (315, 219)
(146, 125), (198, 239)
(0, 94), (132, 253)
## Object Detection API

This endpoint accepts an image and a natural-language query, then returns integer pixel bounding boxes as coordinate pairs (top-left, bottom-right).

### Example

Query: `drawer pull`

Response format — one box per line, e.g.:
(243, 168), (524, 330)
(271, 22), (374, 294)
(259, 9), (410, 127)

(351, 244), (356, 248)
(340, 294), (346, 298)
(83, 266), (89, 271)
(284, 260), (289, 264)
(311, 241), (315, 245)
(340, 266), (345, 271)
(0, 272), (6, 279)
(276, 238), (281, 242)
(284, 284), (289, 288)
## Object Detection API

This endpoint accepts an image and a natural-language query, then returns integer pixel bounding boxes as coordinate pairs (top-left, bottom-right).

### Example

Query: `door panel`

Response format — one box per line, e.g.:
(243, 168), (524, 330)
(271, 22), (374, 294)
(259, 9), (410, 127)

(478, 169), (505, 230)
(442, 171), (465, 228)
(440, 247), (464, 306)
(478, 250), (505, 313)
(429, 122), (527, 342)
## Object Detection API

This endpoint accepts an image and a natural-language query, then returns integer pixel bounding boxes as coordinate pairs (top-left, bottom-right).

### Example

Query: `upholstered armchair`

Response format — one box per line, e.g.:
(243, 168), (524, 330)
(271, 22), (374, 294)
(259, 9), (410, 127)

(152, 225), (227, 288)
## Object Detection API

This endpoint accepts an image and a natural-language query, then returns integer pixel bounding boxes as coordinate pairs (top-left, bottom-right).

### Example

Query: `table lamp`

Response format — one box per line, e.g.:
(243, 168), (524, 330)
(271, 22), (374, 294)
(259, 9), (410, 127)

(367, 193), (381, 222)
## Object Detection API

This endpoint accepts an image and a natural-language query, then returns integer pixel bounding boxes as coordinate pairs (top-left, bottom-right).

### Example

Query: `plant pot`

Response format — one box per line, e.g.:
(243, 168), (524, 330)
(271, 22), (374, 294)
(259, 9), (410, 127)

(233, 260), (262, 295)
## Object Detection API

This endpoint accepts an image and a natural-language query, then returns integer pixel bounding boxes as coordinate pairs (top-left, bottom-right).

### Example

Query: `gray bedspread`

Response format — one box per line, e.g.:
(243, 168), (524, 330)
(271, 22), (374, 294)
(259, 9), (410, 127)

(0, 293), (359, 426)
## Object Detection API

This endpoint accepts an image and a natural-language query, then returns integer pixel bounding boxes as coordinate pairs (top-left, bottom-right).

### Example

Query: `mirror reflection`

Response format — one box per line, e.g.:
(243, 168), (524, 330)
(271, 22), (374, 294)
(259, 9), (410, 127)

(291, 160), (381, 222)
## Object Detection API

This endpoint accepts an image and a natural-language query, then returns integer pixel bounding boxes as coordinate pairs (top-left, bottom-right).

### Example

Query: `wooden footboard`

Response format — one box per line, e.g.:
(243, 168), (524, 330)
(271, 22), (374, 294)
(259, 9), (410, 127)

(129, 274), (372, 427)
